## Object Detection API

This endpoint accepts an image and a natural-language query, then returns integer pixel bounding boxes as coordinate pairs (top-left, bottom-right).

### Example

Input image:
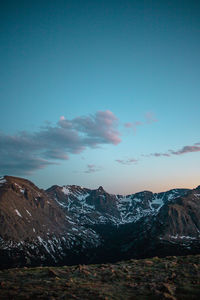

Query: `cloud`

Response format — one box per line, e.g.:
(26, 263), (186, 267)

(0, 155), (54, 175)
(124, 112), (157, 134)
(84, 164), (102, 174)
(170, 145), (200, 155)
(116, 158), (138, 165)
(124, 121), (143, 134)
(59, 110), (121, 146)
(148, 152), (171, 157)
(145, 112), (158, 124)
(0, 110), (121, 175)
(124, 121), (143, 128)
(148, 143), (200, 158)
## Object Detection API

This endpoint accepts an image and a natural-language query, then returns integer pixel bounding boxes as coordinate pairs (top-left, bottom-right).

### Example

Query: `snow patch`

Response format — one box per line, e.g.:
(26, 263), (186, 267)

(118, 196), (133, 203)
(66, 216), (76, 224)
(54, 196), (67, 208)
(37, 236), (54, 256)
(150, 196), (164, 211)
(72, 227), (78, 232)
(151, 197), (163, 205)
(62, 186), (70, 195)
(14, 183), (25, 194)
(14, 183), (21, 187)
(170, 234), (196, 240)
(0, 177), (6, 185)
(15, 209), (22, 218)
(26, 209), (31, 216)
(37, 236), (43, 243)
(132, 197), (142, 203)
(167, 193), (175, 201)
(77, 193), (90, 201)
(194, 193), (200, 197)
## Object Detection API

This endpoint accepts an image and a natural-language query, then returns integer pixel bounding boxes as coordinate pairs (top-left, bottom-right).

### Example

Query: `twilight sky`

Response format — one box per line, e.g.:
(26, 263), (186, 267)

(1, 0), (200, 194)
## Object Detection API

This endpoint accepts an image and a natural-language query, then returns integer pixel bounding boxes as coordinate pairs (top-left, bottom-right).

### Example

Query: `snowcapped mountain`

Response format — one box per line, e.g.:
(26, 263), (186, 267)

(153, 185), (200, 244)
(46, 184), (189, 225)
(0, 176), (100, 268)
(0, 175), (200, 268)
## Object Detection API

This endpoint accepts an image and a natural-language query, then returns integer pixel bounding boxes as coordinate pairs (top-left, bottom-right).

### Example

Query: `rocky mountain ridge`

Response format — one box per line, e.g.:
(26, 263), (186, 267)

(0, 175), (200, 268)
(0, 176), (100, 268)
(46, 183), (189, 225)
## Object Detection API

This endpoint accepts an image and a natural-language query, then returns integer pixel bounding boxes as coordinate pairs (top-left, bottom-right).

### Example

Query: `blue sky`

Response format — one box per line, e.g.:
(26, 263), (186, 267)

(1, 0), (200, 194)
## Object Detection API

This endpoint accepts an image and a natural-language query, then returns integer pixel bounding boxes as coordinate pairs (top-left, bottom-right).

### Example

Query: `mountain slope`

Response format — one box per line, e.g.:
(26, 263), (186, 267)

(46, 184), (189, 225)
(116, 186), (200, 261)
(0, 176), (100, 268)
(0, 175), (200, 268)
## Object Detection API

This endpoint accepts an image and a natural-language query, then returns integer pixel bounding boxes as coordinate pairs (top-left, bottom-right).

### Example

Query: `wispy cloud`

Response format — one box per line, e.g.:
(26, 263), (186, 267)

(147, 152), (171, 157)
(0, 110), (121, 175)
(124, 121), (143, 134)
(145, 112), (158, 124)
(124, 112), (157, 134)
(148, 143), (200, 158)
(116, 158), (138, 165)
(170, 145), (200, 155)
(84, 164), (102, 173)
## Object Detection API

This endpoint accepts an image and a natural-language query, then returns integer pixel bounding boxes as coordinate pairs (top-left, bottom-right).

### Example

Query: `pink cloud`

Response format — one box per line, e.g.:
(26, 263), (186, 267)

(0, 111), (121, 175)
(170, 145), (200, 155)
(124, 122), (133, 128)
(148, 143), (200, 158)
(149, 152), (171, 157)
(124, 121), (143, 134)
(124, 111), (157, 135)
(116, 158), (138, 165)
(145, 112), (158, 124)
(60, 110), (121, 146)
(84, 164), (102, 173)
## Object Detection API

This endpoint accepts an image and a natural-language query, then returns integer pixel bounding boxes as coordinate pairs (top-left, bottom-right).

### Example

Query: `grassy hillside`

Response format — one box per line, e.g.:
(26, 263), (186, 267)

(0, 255), (200, 299)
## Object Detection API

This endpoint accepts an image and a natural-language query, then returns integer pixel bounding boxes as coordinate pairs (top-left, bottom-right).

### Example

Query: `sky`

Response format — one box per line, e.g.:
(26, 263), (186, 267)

(0, 0), (200, 194)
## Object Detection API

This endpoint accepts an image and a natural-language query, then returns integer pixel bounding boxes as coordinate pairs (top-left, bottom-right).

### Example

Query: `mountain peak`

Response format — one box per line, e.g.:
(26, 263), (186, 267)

(97, 186), (104, 192)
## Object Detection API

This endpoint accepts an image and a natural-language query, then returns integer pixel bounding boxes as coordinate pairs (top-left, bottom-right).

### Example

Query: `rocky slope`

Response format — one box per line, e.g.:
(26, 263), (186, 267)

(0, 176), (100, 268)
(0, 175), (200, 268)
(0, 255), (200, 299)
(46, 184), (189, 225)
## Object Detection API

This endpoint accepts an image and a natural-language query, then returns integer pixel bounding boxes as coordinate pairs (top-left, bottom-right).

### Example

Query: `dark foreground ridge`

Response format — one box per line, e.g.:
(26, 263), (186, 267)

(0, 255), (200, 300)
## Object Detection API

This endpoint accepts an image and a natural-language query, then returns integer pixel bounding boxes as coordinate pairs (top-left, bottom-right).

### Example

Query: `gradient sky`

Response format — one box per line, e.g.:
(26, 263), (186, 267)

(1, 0), (200, 194)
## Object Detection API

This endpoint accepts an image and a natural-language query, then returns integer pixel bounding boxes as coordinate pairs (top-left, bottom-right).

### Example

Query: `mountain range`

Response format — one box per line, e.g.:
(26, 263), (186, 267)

(0, 175), (200, 268)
